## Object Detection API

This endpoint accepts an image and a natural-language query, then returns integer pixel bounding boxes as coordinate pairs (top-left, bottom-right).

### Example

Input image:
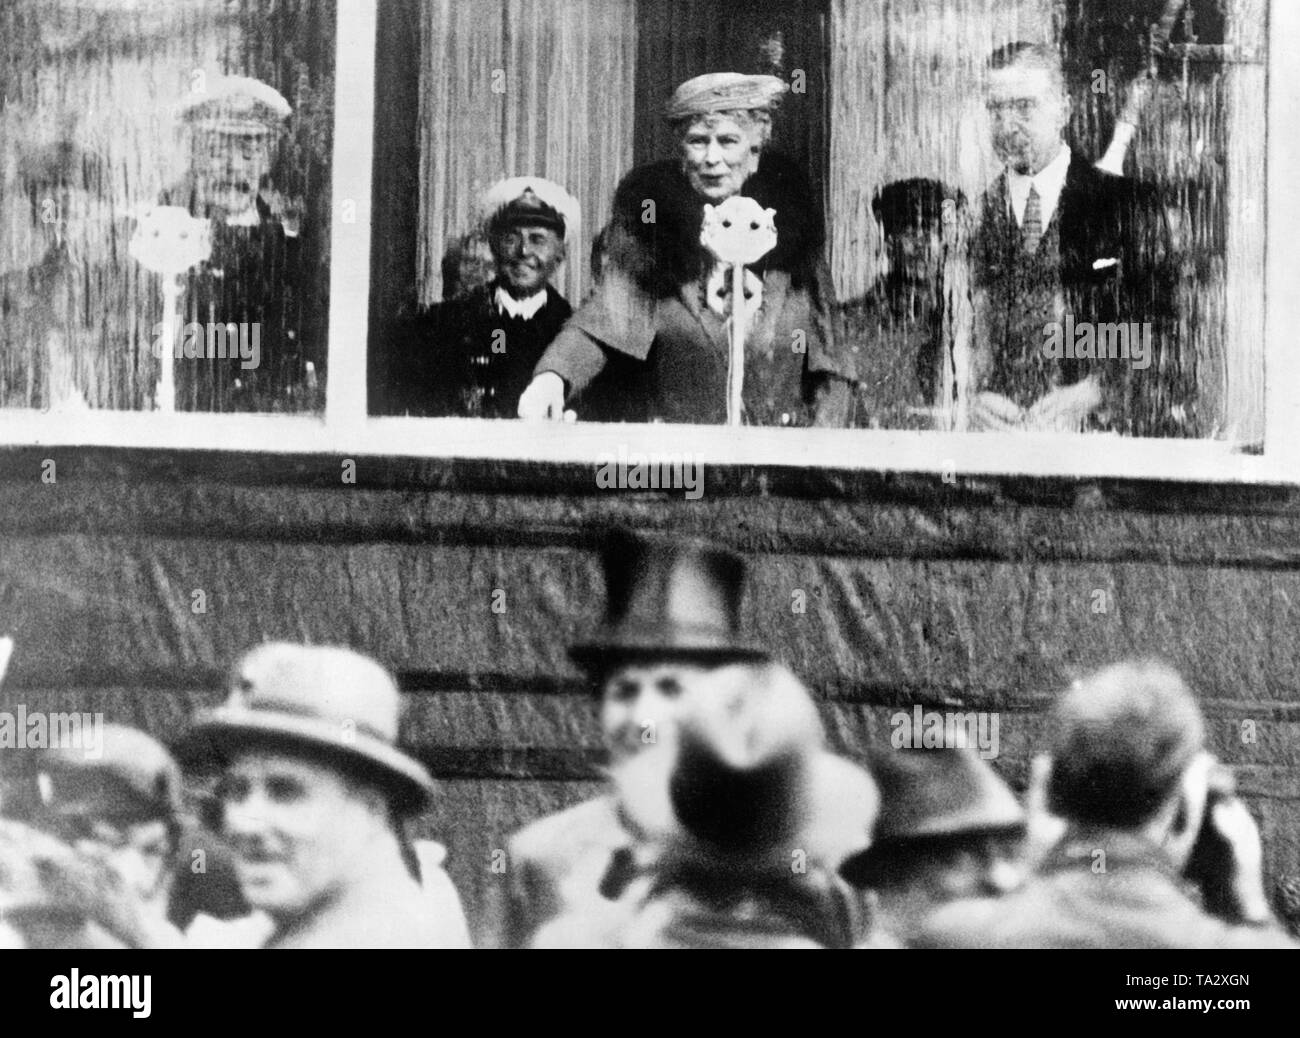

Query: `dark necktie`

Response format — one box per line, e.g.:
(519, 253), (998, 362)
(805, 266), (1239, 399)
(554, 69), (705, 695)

(1023, 183), (1043, 254)
(598, 846), (640, 900)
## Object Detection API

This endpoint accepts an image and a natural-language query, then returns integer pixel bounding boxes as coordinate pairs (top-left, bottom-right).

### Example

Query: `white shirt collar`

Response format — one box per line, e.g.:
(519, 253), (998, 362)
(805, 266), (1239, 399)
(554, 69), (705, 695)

(1006, 143), (1072, 229)
(223, 205), (262, 228)
(494, 285), (548, 320)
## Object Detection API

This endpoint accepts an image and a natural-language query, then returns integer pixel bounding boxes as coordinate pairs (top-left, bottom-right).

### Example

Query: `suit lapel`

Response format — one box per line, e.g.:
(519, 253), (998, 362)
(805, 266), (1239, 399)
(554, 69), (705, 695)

(1058, 152), (1120, 272)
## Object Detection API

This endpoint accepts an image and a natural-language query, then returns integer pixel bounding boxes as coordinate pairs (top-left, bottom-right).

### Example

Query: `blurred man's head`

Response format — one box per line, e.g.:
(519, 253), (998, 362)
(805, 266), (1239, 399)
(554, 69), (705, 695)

(605, 661), (876, 948)
(37, 724), (183, 913)
(480, 179), (577, 298)
(596, 659), (715, 769)
(183, 643), (434, 924)
(841, 748), (1026, 939)
(1046, 660), (1210, 870)
(179, 76), (291, 221)
(986, 42), (1070, 176)
(441, 230), (496, 299)
(215, 745), (394, 921)
(569, 531), (768, 771)
(872, 178), (963, 284)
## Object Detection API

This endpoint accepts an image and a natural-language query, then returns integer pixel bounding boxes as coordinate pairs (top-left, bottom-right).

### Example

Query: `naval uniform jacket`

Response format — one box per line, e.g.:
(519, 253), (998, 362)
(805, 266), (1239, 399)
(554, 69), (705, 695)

(400, 279), (573, 418)
(158, 189), (321, 414)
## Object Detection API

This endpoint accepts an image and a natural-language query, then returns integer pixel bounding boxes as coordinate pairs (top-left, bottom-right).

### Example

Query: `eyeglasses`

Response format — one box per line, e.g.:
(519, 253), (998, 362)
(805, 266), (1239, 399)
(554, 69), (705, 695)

(985, 98), (1041, 118)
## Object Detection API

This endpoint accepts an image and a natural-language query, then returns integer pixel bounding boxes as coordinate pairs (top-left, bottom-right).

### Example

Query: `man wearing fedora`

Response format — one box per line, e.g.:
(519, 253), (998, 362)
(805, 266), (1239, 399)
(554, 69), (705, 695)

(499, 530), (773, 948)
(838, 747), (1027, 945)
(535, 660), (879, 949)
(182, 643), (471, 948)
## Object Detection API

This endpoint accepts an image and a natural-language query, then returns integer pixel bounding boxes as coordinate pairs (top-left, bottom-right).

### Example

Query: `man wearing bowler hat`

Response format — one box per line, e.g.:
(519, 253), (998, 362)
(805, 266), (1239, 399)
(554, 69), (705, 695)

(499, 529), (770, 948)
(182, 643), (470, 948)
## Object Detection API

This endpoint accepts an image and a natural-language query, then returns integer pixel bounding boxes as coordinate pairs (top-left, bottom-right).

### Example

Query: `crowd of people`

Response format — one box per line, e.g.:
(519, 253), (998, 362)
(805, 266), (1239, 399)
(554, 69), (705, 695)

(379, 41), (1193, 435)
(0, 528), (1294, 949)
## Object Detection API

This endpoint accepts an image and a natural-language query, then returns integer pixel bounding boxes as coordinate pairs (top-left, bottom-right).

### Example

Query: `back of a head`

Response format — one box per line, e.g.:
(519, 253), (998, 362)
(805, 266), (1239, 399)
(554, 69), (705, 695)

(1047, 661), (1205, 829)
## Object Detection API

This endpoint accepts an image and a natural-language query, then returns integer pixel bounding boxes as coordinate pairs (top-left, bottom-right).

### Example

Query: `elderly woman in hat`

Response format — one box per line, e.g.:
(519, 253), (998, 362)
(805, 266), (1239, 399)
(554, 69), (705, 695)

(182, 643), (471, 948)
(518, 72), (855, 426)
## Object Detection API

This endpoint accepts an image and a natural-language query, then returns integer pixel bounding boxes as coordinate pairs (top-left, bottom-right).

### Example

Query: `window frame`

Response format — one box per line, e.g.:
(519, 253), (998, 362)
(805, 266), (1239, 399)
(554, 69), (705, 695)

(0, 0), (1296, 487)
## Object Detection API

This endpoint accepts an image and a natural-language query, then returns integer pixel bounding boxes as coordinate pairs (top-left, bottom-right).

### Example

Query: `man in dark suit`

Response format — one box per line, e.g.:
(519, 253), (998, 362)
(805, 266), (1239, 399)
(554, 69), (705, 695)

(499, 530), (771, 948)
(966, 43), (1191, 437)
(915, 661), (1297, 948)
(397, 178), (577, 418)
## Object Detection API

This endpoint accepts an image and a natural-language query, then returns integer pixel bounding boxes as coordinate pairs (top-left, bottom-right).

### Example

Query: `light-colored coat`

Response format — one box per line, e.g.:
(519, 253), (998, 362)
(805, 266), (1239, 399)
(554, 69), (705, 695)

(503, 795), (637, 949)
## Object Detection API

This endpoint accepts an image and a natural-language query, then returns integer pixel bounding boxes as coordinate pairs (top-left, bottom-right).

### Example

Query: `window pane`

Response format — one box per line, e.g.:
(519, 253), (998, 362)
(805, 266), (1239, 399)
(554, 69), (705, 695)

(832, 0), (1264, 442)
(0, 0), (334, 414)
(370, 0), (1265, 443)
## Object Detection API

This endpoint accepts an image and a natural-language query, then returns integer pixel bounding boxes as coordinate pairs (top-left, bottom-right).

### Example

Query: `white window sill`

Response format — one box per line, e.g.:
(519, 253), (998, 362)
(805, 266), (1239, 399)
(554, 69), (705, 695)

(0, 410), (1287, 485)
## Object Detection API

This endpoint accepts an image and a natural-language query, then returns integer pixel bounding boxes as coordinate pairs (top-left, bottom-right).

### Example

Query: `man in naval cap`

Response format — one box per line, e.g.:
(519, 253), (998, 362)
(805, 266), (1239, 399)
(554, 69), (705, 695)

(174, 74), (293, 227)
(153, 74), (322, 413)
(394, 176), (579, 419)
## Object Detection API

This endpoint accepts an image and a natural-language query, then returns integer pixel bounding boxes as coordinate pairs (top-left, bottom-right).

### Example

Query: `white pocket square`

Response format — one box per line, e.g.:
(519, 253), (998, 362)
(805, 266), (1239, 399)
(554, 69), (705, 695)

(1092, 257), (1118, 270)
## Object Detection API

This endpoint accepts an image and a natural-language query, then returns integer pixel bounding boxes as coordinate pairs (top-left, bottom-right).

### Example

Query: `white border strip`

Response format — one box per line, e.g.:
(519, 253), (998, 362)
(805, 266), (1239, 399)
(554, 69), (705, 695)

(0, 410), (1278, 484)
(322, 0), (377, 434)
(1267, 0), (1300, 481)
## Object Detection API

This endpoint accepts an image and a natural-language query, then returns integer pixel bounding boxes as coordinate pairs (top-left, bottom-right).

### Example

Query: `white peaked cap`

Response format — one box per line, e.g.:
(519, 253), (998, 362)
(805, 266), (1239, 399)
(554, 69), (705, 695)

(177, 74), (292, 124)
(477, 176), (580, 238)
